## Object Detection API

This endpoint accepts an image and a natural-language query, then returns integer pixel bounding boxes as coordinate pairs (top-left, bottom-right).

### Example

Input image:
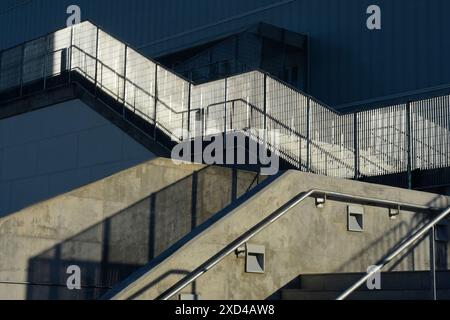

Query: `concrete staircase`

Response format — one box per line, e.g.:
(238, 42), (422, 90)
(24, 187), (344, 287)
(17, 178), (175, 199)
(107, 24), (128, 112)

(281, 271), (450, 300)
(2, 20), (449, 185)
(104, 170), (450, 300)
(0, 157), (267, 299)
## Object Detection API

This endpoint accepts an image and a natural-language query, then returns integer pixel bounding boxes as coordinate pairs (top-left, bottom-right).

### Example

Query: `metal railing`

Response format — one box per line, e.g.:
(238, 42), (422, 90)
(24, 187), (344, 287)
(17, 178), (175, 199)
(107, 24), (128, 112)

(154, 190), (442, 300)
(337, 204), (450, 300)
(1, 21), (450, 184)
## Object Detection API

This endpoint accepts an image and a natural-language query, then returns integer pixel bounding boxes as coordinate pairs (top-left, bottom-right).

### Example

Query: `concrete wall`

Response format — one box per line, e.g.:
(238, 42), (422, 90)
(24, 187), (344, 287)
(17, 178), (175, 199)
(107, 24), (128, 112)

(0, 99), (155, 217)
(111, 170), (450, 300)
(0, 157), (265, 299)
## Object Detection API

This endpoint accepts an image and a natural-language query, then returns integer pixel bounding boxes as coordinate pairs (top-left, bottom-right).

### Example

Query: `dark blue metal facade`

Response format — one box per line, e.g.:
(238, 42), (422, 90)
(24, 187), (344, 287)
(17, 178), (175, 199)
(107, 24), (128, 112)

(1, 0), (449, 108)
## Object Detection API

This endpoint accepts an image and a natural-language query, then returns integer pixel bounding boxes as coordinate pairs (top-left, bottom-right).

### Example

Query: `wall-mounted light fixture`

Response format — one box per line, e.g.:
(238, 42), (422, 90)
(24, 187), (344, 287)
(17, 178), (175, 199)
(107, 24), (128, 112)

(246, 244), (265, 274)
(235, 243), (266, 274)
(348, 205), (364, 232)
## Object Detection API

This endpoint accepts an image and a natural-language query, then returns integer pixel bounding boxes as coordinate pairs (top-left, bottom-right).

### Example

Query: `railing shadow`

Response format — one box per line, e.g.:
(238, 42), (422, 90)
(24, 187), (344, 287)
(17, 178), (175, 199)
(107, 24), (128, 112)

(25, 165), (267, 300)
(267, 195), (450, 300)
(334, 195), (450, 275)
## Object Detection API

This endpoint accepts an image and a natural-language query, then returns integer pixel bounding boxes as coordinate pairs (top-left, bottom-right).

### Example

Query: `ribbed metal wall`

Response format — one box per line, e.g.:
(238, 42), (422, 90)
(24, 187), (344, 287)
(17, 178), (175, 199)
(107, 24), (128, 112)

(1, 0), (450, 108)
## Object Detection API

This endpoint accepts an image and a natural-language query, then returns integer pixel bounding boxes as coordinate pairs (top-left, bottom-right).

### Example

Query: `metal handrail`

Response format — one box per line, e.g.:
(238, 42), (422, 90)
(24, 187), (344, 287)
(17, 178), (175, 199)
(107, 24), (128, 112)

(156, 189), (440, 300)
(336, 204), (450, 300)
(70, 45), (368, 173)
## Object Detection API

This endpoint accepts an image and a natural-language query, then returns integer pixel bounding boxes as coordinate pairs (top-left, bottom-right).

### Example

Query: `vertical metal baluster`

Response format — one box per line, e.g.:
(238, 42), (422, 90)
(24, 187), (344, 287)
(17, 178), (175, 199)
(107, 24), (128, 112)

(406, 102), (413, 189)
(297, 96), (301, 170)
(446, 98), (450, 167)
(354, 112), (360, 180)
(307, 97), (311, 172)
(421, 101), (426, 169)
(202, 107), (206, 142)
(181, 109), (184, 142)
(133, 84), (136, 115)
(68, 25), (74, 84)
(122, 45), (128, 118)
(69, 27), (74, 75)
(224, 77), (228, 159)
(439, 100), (444, 168)
(153, 66), (158, 140)
(430, 225), (437, 300)
(231, 101), (234, 133)
(263, 74), (267, 147)
(187, 82), (192, 141)
(427, 101), (431, 169)
(94, 27), (99, 96)
(411, 102), (416, 173)
(432, 102), (436, 168)
(206, 102), (210, 141)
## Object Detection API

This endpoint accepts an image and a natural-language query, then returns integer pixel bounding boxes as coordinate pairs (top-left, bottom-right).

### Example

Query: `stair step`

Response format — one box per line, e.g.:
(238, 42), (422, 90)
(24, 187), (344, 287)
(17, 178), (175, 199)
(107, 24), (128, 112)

(298, 271), (450, 291)
(281, 289), (450, 300)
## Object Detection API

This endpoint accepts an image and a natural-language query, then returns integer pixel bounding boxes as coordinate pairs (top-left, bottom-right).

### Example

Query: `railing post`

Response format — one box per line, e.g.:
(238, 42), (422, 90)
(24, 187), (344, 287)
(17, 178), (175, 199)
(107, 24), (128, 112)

(231, 101), (234, 131)
(430, 226), (437, 300)
(406, 102), (413, 189)
(224, 77), (228, 160)
(153, 65), (158, 140)
(68, 26), (73, 82)
(354, 112), (360, 180)
(181, 108), (184, 141)
(94, 27), (100, 96)
(263, 74), (267, 144)
(187, 72), (192, 143)
(307, 96), (312, 172)
(187, 82), (192, 141)
(122, 45), (128, 118)
(133, 84), (136, 114)
(203, 106), (206, 141)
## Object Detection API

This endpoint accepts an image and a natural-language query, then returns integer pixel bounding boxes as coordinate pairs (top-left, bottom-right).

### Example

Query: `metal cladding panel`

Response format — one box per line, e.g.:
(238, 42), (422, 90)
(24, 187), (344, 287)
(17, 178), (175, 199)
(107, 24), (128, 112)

(1, 0), (450, 108)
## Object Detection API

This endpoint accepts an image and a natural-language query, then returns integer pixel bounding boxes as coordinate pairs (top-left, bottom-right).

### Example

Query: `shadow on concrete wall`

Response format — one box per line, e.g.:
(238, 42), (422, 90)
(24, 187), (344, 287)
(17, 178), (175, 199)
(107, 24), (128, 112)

(25, 166), (267, 300)
(268, 195), (450, 300)
(332, 195), (449, 274)
(334, 216), (425, 274)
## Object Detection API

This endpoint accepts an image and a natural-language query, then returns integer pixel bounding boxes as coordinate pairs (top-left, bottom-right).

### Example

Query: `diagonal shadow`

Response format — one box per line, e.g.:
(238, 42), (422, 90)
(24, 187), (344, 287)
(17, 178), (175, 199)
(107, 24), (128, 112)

(25, 165), (268, 300)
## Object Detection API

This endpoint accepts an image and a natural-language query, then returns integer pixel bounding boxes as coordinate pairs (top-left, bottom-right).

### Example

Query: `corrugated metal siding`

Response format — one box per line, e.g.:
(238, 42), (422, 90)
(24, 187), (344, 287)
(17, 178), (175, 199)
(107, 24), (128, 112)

(1, 0), (450, 108)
